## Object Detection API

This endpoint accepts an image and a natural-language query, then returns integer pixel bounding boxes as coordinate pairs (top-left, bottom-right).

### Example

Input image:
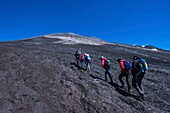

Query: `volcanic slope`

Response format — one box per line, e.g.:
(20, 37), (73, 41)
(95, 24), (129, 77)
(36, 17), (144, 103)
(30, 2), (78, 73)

(0, 33), (169, 113)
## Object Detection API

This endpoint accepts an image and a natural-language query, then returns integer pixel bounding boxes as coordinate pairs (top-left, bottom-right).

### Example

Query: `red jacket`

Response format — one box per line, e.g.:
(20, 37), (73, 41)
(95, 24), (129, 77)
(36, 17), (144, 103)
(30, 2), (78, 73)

(101, 57), (107, 69)
(119, 60), (129, 73)
(79, 54), (84, 62)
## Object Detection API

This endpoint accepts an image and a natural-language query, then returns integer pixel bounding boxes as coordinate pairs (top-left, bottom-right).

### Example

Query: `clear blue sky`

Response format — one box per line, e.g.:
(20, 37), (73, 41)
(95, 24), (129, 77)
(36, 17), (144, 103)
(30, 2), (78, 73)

(0, 0), (170, 50)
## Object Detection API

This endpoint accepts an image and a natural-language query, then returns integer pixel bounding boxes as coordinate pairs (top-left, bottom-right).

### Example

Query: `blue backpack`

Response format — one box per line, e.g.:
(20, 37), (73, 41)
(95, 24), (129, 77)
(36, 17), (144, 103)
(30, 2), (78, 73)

(87, 56), (91, 61)
(85, 54), (91, 62)
(139, 59), (148, 73)
(105, 60), (111, 68)
(124, 60), (132, 70)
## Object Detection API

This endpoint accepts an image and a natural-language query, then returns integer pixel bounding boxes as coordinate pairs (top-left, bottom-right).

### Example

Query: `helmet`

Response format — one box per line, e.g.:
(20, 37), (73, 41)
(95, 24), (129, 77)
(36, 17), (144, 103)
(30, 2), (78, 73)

(117, 59), (121, 62)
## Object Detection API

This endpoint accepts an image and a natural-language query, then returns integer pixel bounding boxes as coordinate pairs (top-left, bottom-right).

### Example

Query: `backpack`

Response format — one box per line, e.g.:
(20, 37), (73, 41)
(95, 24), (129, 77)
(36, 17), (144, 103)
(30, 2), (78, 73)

(87, 55), (91, 61)
(132, 59), (139, 71)
(123, 60), (131, 70)
(75, 50), (81, 56)
(84, 54), (91, 61)
(105, 60), (111, 67)
(79, 55), (84, 61)
(139, 58), (148, 73)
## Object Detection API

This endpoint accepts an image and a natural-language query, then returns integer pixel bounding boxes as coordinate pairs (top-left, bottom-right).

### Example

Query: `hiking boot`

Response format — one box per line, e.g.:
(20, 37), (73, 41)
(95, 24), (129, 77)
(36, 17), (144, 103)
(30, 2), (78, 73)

(141, 94), (146, 100)
(104, 77), (107, 81)
(128, 89), (131, 93)
(139, 94), (145, 100)
(120, 86), (125, 89)
(141, 96), (145, 100)
(110, 81), (114, 85)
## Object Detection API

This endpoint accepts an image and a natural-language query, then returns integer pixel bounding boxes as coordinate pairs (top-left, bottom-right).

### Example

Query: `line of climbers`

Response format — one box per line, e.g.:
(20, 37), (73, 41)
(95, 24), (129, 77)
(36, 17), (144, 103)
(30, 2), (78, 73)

(75, 48), (149, 100)
(75, 48), (91, 71)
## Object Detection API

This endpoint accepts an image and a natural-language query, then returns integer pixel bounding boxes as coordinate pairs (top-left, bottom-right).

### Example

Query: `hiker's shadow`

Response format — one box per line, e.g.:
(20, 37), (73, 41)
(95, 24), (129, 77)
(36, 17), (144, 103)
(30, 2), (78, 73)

(70, 62), (77, 67)
(90, 74), (138, 99)
(115, 87), (138, 98)
(115, 87), (140, 100)
(90, 74), (104, 81)
(90, 74), (118, 86)
(70, 62), (86, 71)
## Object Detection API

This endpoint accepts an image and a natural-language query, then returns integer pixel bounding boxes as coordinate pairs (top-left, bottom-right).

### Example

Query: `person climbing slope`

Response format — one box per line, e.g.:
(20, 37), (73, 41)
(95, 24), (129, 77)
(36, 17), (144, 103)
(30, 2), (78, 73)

(100, 56), (113, 84)
(75, 48), (81, 67)
(84, 53), (91, 71)
(131, 56), (149, 100)
(117, 59), (131, 92)
(79, 53), (85, 69)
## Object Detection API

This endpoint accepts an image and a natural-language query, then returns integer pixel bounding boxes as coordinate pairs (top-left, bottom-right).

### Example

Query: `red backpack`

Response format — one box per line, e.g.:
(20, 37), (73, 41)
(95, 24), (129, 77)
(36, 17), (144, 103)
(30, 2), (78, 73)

(120, 60), (125, 69)
(120, 60), (131, 70)
(79, 54), (84, 62)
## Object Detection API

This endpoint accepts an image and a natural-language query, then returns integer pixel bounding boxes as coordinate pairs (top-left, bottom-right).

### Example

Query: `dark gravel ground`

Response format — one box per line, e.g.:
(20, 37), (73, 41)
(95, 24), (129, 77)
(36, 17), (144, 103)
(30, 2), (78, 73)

(0, 36), (170, 113)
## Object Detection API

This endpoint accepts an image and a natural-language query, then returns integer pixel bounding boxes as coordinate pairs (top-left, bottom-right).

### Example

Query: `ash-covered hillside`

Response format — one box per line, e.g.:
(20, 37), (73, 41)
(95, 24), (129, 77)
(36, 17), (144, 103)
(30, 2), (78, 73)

(0, 33), (170, 113)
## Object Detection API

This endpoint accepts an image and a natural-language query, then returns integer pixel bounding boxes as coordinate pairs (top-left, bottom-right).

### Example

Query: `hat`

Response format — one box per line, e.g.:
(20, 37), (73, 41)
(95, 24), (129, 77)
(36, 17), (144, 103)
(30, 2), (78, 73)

(117, 59), (121, 62)
(100, 56), (104, 60)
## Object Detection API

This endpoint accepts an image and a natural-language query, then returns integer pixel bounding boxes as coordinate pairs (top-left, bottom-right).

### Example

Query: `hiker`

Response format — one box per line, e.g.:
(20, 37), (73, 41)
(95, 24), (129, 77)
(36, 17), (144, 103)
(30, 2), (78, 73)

(117, 59), (131, 92)
(131, 56), (148, 100)
(75, 48), (81, 67)
(84, 53), (91, 71)
(79, 53), (85, 69)
(100, 56), (113, 84)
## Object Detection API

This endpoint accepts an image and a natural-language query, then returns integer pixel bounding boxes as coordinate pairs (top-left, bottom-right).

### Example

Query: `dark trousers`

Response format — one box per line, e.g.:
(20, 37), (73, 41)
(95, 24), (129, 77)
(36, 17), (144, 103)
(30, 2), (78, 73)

(105, 69), (113, 83)
(85, 60), (90, 71)
(75, 56), (79, 66)
(132, 73), (145, 96)
(118, 72), (130, 92)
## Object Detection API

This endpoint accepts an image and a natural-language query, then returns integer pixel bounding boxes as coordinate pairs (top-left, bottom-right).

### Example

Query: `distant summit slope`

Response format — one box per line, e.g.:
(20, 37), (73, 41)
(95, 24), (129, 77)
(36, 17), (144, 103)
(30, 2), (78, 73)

(49, 33), (86, 38)
(133, 44), (169, 52)
(142, 45), (164, 51)
(43, 33), (111, 45)
(43, 33), (169, 52)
